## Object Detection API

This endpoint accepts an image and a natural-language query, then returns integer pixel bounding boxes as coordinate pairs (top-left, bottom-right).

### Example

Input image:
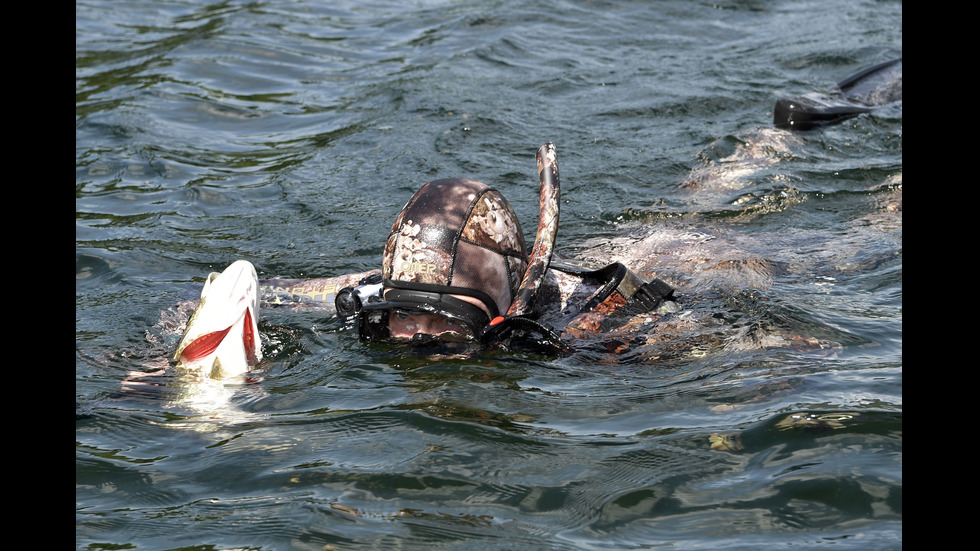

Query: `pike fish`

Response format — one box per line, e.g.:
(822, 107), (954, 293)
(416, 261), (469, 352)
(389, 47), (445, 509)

(172, 259), (263, 379)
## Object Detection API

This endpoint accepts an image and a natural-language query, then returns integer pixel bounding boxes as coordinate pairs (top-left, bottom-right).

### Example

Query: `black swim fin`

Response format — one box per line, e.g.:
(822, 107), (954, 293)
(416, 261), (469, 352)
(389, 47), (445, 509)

(774, 58), (902, 130)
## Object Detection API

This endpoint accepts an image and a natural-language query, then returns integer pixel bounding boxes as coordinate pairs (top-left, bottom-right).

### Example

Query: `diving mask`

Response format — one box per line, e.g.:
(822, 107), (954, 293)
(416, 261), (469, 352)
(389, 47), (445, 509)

(338, 283), (491, 344)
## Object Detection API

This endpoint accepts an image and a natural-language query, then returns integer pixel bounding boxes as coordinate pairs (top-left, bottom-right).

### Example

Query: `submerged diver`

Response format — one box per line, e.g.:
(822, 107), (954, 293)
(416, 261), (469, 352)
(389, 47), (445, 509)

(173, 143), (679, 378)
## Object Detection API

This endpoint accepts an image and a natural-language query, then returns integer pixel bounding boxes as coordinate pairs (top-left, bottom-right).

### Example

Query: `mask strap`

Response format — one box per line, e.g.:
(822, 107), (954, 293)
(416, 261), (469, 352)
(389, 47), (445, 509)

(383, 279), (499, 319)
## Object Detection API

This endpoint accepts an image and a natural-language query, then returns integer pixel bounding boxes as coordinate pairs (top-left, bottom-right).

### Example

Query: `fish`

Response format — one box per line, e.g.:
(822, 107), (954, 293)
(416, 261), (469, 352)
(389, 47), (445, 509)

(172, 259), (263, 379)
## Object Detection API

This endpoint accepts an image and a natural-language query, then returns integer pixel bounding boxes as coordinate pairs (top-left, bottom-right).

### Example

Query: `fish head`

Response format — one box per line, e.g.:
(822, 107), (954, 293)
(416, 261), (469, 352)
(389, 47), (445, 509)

(172, 260), (263, 378)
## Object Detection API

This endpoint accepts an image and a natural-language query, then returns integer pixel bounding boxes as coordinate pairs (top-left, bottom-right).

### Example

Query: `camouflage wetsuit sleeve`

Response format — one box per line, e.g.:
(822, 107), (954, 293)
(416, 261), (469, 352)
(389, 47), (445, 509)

(259, 269), (381, 314)
(537, 261), (677, 339)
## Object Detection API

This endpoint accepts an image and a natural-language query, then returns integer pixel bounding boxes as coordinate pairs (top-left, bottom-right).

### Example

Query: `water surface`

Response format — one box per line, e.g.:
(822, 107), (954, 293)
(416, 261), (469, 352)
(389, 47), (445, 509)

(76, 1), (902, 549)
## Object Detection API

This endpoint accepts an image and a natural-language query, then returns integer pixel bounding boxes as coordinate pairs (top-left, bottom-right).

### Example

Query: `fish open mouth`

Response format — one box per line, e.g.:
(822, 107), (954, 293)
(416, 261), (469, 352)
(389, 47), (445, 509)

(177, 307), (258, 364)
(173, 260), (263, 378)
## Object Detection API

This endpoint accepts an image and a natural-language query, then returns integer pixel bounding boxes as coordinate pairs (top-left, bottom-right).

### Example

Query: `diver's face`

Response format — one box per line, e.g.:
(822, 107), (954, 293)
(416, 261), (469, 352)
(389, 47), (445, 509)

(388, 311), (477, 341)
(386, 293), (492, 342)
